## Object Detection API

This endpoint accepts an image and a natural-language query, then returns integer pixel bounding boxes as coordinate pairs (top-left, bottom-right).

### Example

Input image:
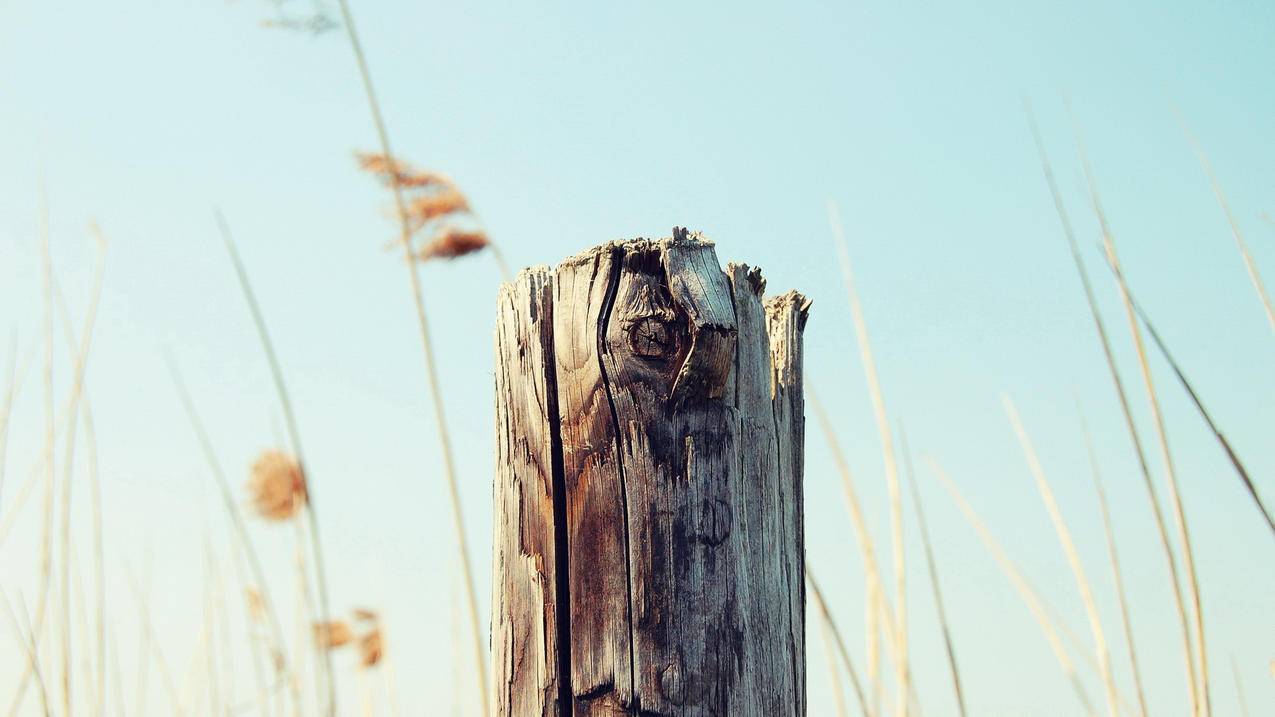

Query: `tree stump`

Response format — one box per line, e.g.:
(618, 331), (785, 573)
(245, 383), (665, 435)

(492, 229), (811, 716)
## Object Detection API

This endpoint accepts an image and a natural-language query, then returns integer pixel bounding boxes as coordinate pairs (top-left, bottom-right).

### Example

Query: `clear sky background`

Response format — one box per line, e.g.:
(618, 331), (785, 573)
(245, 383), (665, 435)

(1, 0), (1272, 714)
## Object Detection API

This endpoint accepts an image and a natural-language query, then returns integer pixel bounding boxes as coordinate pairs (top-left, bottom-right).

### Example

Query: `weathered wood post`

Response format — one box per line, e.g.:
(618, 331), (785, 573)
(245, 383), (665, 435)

(492, 229), (811, 716)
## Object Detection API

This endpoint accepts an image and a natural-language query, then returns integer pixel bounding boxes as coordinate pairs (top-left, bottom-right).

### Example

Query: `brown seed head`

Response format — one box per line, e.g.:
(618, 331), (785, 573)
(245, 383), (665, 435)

(358, 628), (383, 668)
(313, 620), (354, 650)
(416, 227), (489, 263)
(245, 588), (265, 623)
(247, 450), (306, 521)
(355, 152), (453, 189)
(406, 190), (470, 231)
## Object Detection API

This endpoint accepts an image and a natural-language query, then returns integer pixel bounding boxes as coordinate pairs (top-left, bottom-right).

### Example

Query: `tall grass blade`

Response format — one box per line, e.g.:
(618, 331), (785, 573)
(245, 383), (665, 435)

(1096, 261), (1275, 536)
(1175, 114), (1275, 333)
(899, 427), (967, 717)
(1003, 397), (1119, 716)
(826, 201), (909, 716)
(926, 456), (1097, 716)
(166, 356), (298, 710)
(216, 210), (336, 716)
(331, 4), (489, 713)
(1077, 401), (1148, 717)
(806, 564), (871, 717)
(1024, 100), (1199, 715)
(1070, 111), (1211, 716)
(809, 389), (896, 709)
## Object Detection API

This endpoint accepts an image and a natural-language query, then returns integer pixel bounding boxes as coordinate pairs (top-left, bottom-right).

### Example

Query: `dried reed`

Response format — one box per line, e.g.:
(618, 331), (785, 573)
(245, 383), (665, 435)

(1095, 261), (1275, 535)
(826, 200), (910, 717)
(334, 3), (489, 713)
(166, 359), (298, 710)
(926, 456), (1097, 716)
(1025, 101), (1199, 715)
(900, 427), (967, 717)
(217, 211), (337, 715)
(806, 564), (870, 717)
(1072, 116), (1211, 716)
(1175, 114), (1275, 333)
(1003, 397), (1118, 716)
(1077, 402), (1148, 717)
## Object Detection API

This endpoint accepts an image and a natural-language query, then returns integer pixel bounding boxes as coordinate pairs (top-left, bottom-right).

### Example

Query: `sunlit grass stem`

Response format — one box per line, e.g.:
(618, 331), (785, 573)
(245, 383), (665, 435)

(1024, 101), (1199, 715)
(333, 2), (489, 713)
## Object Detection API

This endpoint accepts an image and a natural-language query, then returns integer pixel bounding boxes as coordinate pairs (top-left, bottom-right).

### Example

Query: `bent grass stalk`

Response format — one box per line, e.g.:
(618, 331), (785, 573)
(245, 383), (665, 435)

(1003, 397), (1119, 717)
(1024, 101), (1199, 716)
(1077, 402), (1148, 717)
(1072, 118), (1211, 717)
(806, 563), (870, 717)
(1096, 260), (1275, 536)
(827, 201), (909, 717)
(333, 3), (488, 713)
(809, 389), (895, 710)
(1175, 114), (1275, 333)
(900, 427), (967, 717)
(166, 342), (297, 708)
(216, 212), (336, 716)
(926, 456), (1097, 716)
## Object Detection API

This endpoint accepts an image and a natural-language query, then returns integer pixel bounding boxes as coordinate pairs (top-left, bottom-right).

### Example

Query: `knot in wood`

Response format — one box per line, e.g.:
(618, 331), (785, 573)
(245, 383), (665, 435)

(628, 316), (678, 360)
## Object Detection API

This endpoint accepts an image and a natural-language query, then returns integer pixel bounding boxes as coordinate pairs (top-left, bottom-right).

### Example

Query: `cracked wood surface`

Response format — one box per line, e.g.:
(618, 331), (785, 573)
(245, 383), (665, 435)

(493, 230), (810, 716)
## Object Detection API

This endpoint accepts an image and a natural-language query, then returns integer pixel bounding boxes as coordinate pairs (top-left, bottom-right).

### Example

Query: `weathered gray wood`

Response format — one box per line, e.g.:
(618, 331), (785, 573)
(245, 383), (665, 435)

(493, 230), (810, 716)
(492, 267), (564, 716)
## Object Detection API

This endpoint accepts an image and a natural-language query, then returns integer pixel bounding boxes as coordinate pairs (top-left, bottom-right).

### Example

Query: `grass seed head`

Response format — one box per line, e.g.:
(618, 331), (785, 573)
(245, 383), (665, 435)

(248, 450), (307, 521)
(314, 620), (354, 650)
(416, 227), (489, 263)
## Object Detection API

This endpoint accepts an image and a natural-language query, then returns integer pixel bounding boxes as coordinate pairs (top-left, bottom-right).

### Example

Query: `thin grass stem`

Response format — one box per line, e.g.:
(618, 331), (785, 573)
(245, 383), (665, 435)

(1024, 100), (1199, 715)
(926, 456), (1096, 716)
(899, 427), (967, 717)
(827, 201), (909, 716)
(1076, 400), (1148, 717)
(1071, 112), (1211, 717)
(806, 564), (871, 717)
(332, 3), (488, 713)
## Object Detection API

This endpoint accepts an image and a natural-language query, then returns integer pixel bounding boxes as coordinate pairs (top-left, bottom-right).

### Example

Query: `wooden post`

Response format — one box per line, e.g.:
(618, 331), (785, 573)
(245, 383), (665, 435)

(492, 229), (811, 716)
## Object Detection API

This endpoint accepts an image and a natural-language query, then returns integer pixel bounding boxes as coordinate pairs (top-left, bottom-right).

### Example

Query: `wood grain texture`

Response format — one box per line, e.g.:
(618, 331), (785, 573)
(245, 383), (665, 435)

(493, 231), (810, 716)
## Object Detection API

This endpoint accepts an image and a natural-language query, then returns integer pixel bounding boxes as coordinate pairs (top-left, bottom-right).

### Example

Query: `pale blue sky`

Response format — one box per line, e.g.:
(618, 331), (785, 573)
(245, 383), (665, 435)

(1, 0), (1272, 714)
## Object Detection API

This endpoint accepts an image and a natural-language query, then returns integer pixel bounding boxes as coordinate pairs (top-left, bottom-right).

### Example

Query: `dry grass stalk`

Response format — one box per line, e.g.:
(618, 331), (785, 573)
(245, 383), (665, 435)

(218, 212), (337, 715)
(1097, 262), (1275, 535)
(0, 335), (19, 509)
(818, 613), (848, 717)
(1025, 102), (1200, 716)
(827, 201), (910, 717)
(808, 391), (896, 707)
(313, 621), (354, 650)
(166, 356), (297, 712)
(1230, 655), (1249, 717)
(927, 456), (1097, 715)
(126, 569), (186, 717)
(335, 3), (489, 713)
(900, 427), (967, 717)
(1004, 397), (1119, 716)
(1077, 403), (1149, 717)
(248, 450), (307, 522)
(806, 565), (870, 717)
(1072, 117), (1212, 717)
(2, 590), (51, 716)
(1175, 117), (1275, 333)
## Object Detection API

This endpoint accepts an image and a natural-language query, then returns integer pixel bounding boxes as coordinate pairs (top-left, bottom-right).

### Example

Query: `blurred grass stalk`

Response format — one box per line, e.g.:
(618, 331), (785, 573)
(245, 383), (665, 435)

(826, 202), (911, 717)
(332, 1), (489, 714)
